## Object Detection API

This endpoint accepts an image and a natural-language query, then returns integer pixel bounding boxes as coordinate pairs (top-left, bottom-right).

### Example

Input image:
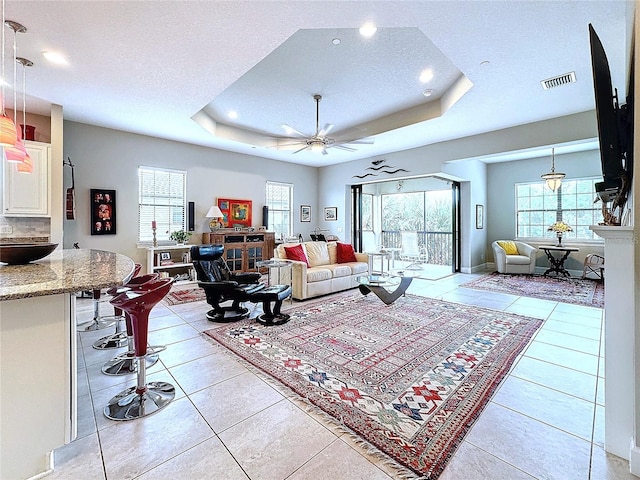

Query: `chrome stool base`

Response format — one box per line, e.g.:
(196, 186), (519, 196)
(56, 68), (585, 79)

(93, 331), (127, 350)
(79, 314), (119, 332)
(103, 382), (175, 421)
(101, 352), (159, 376)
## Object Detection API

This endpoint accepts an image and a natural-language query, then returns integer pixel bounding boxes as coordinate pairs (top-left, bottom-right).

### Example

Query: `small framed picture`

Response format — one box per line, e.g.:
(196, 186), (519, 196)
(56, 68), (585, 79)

(234, 226), (243, 232)
(476, 204), (484, 229)
(324, 206), (337, 221)
(246, 227), (256, 232)
(300, 205), (311, 222)
(160, 252), (171, 261)
(258, 226), (267, 232)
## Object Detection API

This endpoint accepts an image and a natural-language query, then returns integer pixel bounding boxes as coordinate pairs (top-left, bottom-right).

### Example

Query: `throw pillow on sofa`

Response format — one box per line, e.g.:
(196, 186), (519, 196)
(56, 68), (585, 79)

(284, 244), (309, 266)
(305, 241), (331, 267)
(337, 242), (357, 263)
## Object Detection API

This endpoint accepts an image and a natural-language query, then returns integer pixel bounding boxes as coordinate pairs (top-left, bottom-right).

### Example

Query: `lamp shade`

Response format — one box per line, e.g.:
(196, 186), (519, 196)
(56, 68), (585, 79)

(5, 138), (27, 163)
(16, 153), (32, 173)
(206, 205), (223, 218)
(0, 114), (17, 147)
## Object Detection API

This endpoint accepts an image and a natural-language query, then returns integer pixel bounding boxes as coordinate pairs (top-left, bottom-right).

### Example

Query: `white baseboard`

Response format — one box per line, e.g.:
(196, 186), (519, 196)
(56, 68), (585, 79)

(629, 441), (640, 476)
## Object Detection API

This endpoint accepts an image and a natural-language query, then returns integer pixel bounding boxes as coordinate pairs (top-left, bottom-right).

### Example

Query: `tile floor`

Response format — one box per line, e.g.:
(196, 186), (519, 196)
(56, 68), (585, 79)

(50, 272), (639, 480)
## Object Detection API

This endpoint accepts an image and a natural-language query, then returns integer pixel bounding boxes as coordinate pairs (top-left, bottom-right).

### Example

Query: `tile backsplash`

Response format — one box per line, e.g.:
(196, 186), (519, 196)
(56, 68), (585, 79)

(0, 217), (50, 240)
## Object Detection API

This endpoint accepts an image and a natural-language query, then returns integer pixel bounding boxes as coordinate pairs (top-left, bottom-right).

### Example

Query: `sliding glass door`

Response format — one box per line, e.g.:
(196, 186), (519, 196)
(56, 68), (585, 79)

(351, 178), (460, 273)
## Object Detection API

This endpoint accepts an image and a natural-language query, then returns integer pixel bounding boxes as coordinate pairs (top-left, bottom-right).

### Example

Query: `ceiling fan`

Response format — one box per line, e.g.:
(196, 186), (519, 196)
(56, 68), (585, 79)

(278, 94), (373, 155)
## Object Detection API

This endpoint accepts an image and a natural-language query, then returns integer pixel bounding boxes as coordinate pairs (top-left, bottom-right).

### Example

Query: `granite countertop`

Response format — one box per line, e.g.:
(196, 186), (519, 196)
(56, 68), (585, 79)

(0, 249), (135, 301)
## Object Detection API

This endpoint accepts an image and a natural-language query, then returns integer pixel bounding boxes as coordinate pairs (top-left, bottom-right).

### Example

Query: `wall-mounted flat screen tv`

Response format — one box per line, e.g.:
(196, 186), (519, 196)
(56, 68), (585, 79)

(589, 23), (633, 207)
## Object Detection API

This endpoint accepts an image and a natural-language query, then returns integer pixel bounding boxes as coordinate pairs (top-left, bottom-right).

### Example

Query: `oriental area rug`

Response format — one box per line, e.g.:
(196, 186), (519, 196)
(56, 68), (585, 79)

(204, 292), (542, 478)
(462, 272), (604, 308)
(163, 287), (206, 306)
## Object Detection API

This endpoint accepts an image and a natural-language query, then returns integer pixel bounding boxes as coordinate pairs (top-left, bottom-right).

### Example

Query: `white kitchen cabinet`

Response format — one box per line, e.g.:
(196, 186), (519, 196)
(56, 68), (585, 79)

(2, 140), (51, 217)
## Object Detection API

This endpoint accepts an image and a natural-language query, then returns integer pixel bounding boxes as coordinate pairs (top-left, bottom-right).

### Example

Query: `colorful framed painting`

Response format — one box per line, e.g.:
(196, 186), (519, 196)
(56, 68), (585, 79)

(91, 188), (116, 235)
(217, 198), (252, 228)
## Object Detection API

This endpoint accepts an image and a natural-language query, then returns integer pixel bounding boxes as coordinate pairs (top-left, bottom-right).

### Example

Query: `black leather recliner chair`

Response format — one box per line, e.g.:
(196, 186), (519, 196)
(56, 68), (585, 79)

(190, 244), (264, 322)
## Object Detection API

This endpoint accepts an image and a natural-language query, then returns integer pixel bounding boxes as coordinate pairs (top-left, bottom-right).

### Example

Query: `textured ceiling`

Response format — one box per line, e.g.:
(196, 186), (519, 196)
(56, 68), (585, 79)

(5, 1), (632, 166)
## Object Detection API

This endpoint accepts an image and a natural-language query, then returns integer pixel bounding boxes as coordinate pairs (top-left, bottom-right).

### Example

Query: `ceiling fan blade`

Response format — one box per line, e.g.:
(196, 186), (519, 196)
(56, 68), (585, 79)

(332, 144), (357, 152)
(277, 140), (308, 147)
(281, 124), (308, 137)
(293, 145), (309, 154)
(318, 123), (334, 136)
(338, 139), (374, 145)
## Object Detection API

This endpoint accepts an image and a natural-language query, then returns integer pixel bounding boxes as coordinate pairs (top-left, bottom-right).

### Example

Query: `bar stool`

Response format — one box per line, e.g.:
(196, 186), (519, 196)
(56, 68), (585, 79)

(93, 263), (143, 349)
(101, 273), (164, 375)
(104, 277), (175, 421)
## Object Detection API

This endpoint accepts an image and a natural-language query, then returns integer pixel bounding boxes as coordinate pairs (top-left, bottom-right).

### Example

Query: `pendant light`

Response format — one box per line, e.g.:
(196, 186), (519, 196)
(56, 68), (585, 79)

(540, 148), (565, 192)
(16, 57), (33, 173)
(4, 20), (27, 163)
(0, 0), (17, 147)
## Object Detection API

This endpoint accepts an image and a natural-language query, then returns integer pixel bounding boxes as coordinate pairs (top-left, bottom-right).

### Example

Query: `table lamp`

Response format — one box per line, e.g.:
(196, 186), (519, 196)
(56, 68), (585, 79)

(206, 205), (224, 232)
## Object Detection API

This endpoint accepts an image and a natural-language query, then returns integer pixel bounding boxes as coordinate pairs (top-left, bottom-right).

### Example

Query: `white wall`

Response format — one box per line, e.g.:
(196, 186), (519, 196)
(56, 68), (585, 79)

(62, 122), (318, 265)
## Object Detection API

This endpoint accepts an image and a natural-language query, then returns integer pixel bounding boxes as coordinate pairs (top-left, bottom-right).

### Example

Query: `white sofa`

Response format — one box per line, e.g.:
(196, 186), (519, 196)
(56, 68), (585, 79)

(274, 241), (369, 300)
(492, 240), (537, 274)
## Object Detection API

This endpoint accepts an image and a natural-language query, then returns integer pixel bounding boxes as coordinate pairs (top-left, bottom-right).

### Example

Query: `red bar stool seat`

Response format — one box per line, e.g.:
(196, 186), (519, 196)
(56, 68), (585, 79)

(104, 278), (175, 421)
(93, 263), (143, 349)
(101, 274), (165, 375)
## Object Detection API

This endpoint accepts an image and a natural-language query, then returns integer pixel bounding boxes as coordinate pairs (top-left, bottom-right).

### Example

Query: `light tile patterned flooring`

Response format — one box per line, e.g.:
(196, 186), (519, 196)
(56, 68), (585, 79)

(50, 272), (639, 480)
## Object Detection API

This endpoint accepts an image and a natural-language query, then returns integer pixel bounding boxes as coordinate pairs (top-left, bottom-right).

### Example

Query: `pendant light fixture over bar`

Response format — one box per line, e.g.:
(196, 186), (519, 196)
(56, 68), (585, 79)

(16, 56), (33, 173)
(540, 148), (565, 192)
(4, 19), (28, 163)
(0, 0), (18, 147)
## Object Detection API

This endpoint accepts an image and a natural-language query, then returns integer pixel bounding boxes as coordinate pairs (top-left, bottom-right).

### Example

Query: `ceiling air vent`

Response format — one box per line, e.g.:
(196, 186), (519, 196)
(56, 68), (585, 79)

(541, 71), (577, 90)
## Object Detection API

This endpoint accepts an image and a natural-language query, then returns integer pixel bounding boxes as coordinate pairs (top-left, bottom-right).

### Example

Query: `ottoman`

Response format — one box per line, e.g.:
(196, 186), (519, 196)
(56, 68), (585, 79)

(251, 284), (292, 325)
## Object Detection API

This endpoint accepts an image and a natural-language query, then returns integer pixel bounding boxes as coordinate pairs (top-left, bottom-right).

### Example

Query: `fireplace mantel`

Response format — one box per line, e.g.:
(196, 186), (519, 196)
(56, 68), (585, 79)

(589, 225), (636, 468)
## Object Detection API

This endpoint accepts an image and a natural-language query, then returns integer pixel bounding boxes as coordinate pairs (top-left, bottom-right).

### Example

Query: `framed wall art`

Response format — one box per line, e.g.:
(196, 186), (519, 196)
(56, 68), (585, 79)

(476, 204), (484, 229)
(300, 205), (311, 222)
(324, 206), (337, 221)
(217, 198), (252, 228)
(91, 188), (116, 235)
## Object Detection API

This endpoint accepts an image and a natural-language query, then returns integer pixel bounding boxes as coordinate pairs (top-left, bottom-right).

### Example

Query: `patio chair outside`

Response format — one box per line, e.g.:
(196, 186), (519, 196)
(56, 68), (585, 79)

(400, 231), (428, 267)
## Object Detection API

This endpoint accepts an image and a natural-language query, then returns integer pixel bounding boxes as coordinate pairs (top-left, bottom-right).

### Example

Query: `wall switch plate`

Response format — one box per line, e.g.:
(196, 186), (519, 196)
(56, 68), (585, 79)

(0, 224), (12, 234)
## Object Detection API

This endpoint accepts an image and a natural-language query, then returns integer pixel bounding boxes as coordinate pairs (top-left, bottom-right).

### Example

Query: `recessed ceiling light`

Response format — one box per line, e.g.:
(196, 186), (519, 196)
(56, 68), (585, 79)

(419, 69), (434, 83)
(42, 50), (68, 66)
(332, 38), (341, 45)
(227, 110), (238, 119)
(359, 23), (377, 38)
(422, 89), (433, 97)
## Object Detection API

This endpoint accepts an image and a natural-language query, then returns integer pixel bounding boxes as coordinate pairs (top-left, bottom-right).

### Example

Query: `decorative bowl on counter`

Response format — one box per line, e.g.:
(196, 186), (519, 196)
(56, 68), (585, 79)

(0, 243), (58, 265)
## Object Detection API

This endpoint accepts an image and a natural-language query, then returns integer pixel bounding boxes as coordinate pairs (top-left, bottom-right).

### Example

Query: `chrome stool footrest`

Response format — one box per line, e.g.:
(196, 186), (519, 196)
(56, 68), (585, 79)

(101, 351), (159, 376)
(93, 331), (128, 350)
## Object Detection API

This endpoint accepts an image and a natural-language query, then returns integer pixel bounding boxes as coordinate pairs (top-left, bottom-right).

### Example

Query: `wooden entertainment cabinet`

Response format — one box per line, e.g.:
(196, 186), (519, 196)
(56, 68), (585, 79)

(202, 230), (275, 272)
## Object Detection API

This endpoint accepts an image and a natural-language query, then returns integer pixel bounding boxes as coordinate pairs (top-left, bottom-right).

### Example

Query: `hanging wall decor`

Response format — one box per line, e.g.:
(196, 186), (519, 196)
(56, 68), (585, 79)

(217, 198), (252, 228)
(91, 188), (116, 235)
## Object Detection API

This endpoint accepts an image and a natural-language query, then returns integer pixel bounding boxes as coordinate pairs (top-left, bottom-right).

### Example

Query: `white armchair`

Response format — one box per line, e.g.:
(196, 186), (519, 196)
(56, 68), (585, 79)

(492, 240), (537, 274)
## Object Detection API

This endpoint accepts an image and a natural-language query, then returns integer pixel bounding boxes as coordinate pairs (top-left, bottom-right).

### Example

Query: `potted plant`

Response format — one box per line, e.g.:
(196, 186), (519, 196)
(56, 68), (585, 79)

(169, 230), (192, 245)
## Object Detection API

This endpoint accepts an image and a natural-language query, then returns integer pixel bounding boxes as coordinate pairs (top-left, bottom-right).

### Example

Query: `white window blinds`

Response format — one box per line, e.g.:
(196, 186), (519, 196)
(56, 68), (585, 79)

(138, 166), (187, 243)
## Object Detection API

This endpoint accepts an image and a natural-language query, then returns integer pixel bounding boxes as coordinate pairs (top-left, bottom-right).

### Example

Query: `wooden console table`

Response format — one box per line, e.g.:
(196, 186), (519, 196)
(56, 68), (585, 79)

(539, 245), (580, 277)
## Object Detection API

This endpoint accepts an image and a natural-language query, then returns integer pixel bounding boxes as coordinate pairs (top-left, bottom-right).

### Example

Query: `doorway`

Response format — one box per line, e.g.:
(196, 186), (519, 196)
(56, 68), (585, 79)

(351, 176), (460, 276)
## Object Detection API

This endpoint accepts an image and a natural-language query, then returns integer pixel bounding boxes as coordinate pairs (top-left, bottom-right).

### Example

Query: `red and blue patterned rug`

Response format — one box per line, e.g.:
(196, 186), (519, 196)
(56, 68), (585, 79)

(205, 292), (542, 478)
(462, 272), (604, 308)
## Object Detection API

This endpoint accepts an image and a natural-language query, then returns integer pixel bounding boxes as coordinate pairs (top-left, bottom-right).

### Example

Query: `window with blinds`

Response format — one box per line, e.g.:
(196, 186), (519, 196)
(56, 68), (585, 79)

(138, 166), (187, 243)
(265, 181), (293, 238)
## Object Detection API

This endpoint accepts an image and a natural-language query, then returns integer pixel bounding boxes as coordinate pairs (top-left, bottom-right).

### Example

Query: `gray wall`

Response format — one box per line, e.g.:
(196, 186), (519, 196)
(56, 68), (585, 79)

(62, 121), (318, 266)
